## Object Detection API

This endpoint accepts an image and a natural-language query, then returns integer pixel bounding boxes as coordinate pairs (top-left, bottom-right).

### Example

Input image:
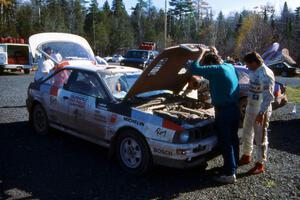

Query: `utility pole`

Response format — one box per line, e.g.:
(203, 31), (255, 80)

(164, 0), (167, 48)
(93, 7), (96, 51)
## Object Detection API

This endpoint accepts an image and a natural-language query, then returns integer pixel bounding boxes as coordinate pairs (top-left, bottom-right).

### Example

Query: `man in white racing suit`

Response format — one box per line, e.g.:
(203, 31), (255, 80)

(239, 52), (275, 174)
(34, 47), (54, 81)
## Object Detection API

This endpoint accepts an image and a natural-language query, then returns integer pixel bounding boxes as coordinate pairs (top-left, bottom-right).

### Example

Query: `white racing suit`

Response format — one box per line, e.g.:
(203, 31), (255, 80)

(242, 64), (275, 163)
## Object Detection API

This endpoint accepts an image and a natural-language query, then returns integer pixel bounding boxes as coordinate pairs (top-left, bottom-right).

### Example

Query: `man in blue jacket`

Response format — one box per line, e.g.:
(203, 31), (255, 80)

(188, 47), (240, 184)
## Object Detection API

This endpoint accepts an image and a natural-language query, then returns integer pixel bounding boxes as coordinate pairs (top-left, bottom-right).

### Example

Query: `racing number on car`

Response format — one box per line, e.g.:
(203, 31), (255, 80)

(155, 128), (167, 137)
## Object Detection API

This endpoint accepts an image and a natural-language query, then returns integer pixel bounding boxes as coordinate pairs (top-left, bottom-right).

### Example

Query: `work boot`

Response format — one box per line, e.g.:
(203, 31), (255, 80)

(213, 174), (237, 184)
(239, 155), (251, 166)
(248, 162), (265, 175)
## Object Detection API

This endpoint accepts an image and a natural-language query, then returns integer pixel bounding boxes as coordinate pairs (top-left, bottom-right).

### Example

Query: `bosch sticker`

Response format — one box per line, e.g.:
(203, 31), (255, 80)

(153, 147), (172, 156)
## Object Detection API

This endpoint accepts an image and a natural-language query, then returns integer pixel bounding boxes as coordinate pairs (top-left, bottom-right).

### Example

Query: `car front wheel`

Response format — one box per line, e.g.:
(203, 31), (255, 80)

(116, 130), (153, 175)
(32, 104), (49, 135)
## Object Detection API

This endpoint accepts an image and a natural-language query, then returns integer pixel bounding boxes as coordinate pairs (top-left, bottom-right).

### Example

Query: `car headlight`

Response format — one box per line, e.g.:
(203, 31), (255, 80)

(173, 131), (191, 144)
(179, 131), (190, 143)
(139, 63), (144, 67)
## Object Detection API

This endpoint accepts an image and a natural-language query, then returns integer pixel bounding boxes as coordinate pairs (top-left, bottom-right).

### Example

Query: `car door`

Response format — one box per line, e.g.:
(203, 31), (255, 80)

(63, 70), (109, 140)
(40, 69), (72, 125)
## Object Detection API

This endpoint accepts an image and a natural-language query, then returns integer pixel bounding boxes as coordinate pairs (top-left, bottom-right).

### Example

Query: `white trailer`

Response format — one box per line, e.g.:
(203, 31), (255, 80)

(0, 42), (32, 74)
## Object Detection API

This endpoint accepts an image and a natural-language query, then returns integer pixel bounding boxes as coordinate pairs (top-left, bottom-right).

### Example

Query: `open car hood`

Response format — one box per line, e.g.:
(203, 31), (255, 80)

(29, 32), (94, 59)
(124, 44), (204, 100)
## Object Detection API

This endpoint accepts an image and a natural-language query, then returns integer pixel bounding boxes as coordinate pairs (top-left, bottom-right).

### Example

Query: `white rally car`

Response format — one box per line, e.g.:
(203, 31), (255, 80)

(26, 33), (218, 174)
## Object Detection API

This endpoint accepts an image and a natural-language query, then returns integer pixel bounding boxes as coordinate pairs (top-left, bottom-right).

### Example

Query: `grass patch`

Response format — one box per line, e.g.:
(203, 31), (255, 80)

(264, 180), (277, 188)
(286, 87), (300, 103)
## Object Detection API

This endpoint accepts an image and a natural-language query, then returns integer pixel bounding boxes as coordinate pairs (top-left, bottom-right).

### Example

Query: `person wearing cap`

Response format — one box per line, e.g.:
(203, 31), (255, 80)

(34, 47), (55, 81)
(188, 47), (240, 184)
(239, 52), (275, 174)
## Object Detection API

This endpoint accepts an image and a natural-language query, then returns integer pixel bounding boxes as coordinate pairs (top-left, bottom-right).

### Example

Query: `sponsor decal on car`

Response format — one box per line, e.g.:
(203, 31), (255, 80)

(96, 103), (108, 110)
(153, 147), (173, 156)
(124, 117), (144, 126)
(50, 86), (59, 96)
(49, 96), (57, 105)
(69, 94), (87, 108)
(155, 128), (167, 137)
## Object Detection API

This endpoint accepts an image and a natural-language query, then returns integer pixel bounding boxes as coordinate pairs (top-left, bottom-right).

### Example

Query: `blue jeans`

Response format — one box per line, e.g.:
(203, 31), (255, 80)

(215, 103), (240, 175)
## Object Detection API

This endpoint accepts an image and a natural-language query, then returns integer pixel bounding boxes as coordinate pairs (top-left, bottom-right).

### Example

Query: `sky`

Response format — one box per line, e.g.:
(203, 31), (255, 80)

(103, 0), (300, 16)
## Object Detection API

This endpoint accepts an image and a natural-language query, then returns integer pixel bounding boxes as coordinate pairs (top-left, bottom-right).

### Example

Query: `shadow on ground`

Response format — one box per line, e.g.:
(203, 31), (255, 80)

(268, 119), (300, 156)
(0, 121), (220, 200)
(0, 71), (27, 76)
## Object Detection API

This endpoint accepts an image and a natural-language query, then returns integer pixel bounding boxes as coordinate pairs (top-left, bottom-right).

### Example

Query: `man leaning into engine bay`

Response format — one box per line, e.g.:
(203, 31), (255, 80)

(187, 47), (240, 184)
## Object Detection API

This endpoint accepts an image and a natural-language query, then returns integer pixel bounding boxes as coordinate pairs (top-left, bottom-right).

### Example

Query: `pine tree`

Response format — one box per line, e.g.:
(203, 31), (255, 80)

(169, 0), (194, 43)
(281, 2), (289, 22)
(0, 0), (17, 36)
(103, 0), (110, 14)
(109, 0), (134, 53)
(112, 0), (126, 17)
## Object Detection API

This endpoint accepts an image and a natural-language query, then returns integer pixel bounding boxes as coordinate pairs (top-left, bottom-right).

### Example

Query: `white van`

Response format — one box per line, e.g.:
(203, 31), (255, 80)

(0, 40), (32, 74)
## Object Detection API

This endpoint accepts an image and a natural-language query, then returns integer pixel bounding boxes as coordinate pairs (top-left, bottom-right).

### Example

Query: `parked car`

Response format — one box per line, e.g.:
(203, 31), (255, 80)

(268, 62), (300, 77)
(111, 54), (124, 63)
(27, 41), (218, 174)
(120, 49), (159, 69)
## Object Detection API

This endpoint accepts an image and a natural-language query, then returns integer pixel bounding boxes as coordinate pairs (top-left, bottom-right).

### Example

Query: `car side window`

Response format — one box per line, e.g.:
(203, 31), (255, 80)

(65, 70), (106, 99)
(47, 69), (72, 88)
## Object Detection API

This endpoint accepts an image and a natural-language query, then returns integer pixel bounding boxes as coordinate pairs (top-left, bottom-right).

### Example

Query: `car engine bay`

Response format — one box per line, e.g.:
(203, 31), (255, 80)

(132, 94), (215, 125)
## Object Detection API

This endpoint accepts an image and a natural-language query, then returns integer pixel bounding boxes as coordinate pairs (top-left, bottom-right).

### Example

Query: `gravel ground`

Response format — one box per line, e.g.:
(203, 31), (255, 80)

(0, 72), (299, 200)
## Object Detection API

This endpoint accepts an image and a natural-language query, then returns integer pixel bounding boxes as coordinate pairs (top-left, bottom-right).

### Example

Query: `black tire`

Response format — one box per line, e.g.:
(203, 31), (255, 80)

(24, 69), (30, 74)
(0, 68), (4, 74)
(239, 97), (247, 127)
(116, 129), (153, 175)
(32, 104), (49, 135)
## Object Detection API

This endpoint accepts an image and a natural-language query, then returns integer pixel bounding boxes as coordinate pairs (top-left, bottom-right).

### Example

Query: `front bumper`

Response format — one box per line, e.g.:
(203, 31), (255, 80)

(153, 148), (220, 169)
(148, 135), (219, 168)
(120, 61), (145, 69)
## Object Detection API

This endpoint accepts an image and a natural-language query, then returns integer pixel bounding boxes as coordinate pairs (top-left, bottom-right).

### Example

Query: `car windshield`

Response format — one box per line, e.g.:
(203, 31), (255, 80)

(39, 41), (94, 62)
(100, 71), (169, 99)
(125, 51), (148, 59)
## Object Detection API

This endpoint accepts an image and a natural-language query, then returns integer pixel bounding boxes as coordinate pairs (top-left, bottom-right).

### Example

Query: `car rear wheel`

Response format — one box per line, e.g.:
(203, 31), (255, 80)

(116, 130), (153, 175)
(32, 104), (49, 135)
